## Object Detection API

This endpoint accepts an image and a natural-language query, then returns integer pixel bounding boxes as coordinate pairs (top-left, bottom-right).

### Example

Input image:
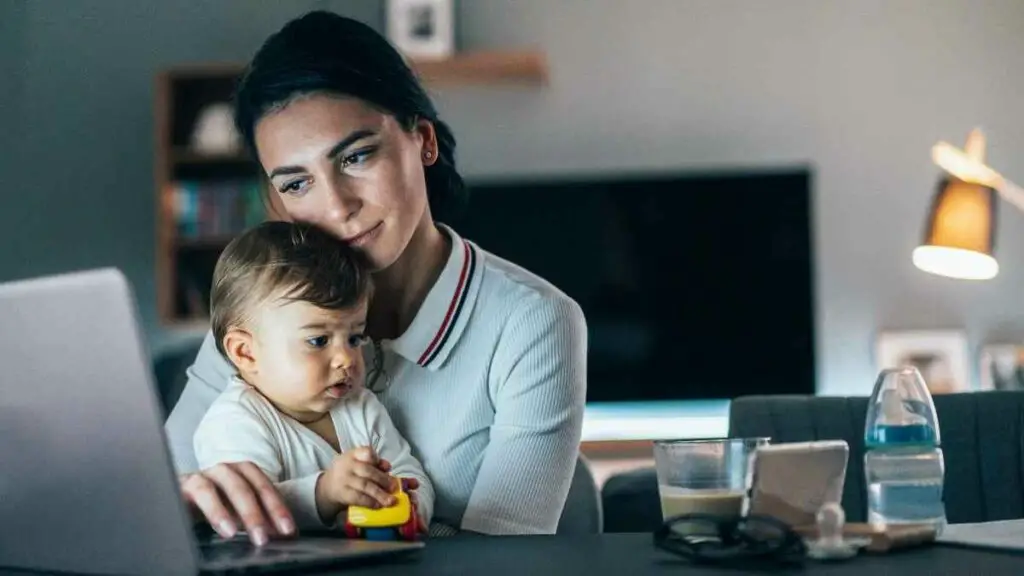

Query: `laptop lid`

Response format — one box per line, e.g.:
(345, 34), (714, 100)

(0, 268), (200, 575)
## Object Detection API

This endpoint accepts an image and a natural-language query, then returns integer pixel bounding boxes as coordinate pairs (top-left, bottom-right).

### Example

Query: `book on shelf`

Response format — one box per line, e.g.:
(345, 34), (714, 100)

(171, 179), (265, 243)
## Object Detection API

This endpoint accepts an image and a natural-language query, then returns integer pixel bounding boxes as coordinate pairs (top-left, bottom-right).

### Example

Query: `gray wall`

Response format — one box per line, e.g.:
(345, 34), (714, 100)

(4, 1), (1024, 395)
(0, 1), (26, 238)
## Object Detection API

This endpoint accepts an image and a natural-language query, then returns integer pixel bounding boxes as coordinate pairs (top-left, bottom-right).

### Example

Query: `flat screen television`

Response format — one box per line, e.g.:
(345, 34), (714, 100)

(453, 168), (815, 403)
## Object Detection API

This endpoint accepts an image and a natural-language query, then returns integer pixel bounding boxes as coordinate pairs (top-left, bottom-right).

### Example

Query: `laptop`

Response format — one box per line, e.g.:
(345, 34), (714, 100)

(0, 268), (424, 575)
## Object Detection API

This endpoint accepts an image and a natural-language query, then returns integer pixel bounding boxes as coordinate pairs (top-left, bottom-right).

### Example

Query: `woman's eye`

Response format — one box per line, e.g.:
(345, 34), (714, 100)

(279, 178), (310, 196)
(341, 147), (376, 169)
(306, 335), (329, 348)
(348, 333), (369, 348)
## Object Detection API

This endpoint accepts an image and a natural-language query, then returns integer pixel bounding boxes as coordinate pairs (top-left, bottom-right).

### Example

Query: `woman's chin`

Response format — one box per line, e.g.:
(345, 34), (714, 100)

(362, 243), (402, 273)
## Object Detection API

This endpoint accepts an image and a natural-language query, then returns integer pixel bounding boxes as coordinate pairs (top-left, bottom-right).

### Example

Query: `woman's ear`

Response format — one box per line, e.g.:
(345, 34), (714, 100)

(415, 118), (438, 166)
(223, 328), (258, 375)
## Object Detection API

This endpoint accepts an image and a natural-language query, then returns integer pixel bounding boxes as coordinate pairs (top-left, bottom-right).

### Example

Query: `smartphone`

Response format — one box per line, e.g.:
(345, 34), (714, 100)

(746, 440), (850, 528)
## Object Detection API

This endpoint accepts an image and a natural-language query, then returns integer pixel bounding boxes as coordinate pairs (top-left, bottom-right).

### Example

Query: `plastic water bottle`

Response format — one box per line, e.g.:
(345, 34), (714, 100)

(863, 366), (946, 531)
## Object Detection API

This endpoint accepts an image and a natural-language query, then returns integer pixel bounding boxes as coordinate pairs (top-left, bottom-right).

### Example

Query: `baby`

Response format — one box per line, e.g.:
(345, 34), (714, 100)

(193, 220), (433, 536)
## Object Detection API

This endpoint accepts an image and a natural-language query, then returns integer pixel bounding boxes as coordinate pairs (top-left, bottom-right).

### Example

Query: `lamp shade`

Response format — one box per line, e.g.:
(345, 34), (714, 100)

(912, 177), (999, 280)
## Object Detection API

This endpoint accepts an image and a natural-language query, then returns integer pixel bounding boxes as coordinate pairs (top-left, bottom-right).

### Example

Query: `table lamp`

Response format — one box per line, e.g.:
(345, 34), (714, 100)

(913, 129), (1024, 280)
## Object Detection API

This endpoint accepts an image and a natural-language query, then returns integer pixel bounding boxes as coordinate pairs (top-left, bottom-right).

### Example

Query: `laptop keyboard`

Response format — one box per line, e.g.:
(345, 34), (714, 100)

(196, 532), (421, 573)
(200, 537), (304, 564)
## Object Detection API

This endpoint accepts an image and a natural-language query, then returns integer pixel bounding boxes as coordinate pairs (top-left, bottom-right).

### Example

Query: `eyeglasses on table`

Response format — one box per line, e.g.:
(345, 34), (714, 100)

(652, 513), (807, 569)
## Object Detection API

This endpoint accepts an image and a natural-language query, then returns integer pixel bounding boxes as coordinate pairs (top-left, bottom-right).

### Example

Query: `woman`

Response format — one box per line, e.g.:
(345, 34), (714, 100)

(165, 11), (587, 543)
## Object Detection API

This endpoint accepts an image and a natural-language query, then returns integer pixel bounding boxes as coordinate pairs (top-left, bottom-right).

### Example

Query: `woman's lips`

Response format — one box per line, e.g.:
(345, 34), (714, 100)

(344, 222), (382, 247)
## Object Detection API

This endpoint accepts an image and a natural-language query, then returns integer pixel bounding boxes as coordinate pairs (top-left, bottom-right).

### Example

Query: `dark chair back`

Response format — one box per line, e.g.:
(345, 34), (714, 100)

(152, 341), (202, 418)
(729, 391), (1024, 523)
(557, 455), (603, 534)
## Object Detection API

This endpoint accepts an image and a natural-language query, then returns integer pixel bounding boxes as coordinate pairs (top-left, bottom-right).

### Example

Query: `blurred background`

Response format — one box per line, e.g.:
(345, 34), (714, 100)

(2, 0), (1024, 422)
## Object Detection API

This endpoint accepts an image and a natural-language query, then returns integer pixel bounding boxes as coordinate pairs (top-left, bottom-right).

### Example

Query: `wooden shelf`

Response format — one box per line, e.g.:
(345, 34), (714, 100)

(580, 439), (654, 459)
(172, 148), (253, 166)
(164, 62), (247, 81)
(176, 236), (236, 250)
(160, 49), (548, 89)
(164, 317), (212, 331)
(410, 50), (548, 85)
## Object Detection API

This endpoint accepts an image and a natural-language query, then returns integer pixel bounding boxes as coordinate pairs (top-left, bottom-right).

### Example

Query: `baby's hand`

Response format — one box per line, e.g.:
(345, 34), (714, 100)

(321, 447), (397, 510)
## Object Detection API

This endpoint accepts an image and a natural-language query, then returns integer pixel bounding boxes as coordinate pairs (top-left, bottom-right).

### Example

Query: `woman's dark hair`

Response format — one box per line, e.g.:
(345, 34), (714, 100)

(234, 10), (467, 223)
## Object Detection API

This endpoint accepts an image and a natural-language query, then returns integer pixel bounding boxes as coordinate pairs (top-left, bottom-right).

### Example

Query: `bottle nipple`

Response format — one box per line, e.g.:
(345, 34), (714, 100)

(805, 502), (866, 561)
(816, 502), (845, 548)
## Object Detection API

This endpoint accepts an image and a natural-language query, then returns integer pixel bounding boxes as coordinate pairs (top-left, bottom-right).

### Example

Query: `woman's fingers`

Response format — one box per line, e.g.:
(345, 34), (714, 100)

(181, 472), (238, 539)
(234, 461), (295, 537)
(204, 463), (273, 546)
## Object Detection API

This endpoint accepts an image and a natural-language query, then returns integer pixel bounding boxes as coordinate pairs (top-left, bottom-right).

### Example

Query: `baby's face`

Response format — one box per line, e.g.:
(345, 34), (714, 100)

(247, 296), (369, 421)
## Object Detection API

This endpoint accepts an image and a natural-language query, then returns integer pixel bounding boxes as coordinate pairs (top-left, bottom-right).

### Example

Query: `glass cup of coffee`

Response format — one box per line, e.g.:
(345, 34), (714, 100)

(653, 437), (770, 533)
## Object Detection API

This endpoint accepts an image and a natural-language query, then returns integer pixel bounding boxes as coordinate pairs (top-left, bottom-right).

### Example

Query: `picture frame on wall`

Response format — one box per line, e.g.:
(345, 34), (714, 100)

(979, 344), (1024, 391)
(875, 330), (971, 394)
(386, 0), (456, 60)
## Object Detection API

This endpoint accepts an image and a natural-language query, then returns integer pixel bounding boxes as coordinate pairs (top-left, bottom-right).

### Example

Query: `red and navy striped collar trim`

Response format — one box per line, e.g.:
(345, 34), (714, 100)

(387, 225), (482, 370)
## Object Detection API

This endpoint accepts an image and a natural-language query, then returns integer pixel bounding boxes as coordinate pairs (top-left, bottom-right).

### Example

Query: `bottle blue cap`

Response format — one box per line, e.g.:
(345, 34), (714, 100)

(865, 366), (940, 447)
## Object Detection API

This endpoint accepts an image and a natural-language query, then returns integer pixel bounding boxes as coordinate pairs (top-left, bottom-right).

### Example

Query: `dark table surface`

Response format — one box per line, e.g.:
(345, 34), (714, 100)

(307, 532), (1021, 576)
(1, 533), (1019, 575)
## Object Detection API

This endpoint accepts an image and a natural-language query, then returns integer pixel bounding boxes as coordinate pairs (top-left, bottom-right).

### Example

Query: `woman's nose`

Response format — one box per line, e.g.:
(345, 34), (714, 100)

(322, 180), (362, 223)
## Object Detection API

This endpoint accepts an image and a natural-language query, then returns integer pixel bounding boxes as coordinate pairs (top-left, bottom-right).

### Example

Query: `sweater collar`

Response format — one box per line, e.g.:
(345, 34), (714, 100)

(384, 224), (483, 371)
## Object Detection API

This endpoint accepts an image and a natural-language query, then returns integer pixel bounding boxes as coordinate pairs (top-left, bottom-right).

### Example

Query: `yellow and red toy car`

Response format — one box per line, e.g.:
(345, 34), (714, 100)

(343, 478), (420, 541)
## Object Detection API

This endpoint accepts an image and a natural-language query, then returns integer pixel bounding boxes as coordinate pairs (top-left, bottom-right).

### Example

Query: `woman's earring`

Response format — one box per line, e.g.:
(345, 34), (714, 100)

(423, 150), (434, 162)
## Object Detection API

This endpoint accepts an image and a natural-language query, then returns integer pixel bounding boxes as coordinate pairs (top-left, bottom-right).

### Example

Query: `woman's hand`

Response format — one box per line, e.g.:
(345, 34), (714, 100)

(180, 462), (295, 546)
